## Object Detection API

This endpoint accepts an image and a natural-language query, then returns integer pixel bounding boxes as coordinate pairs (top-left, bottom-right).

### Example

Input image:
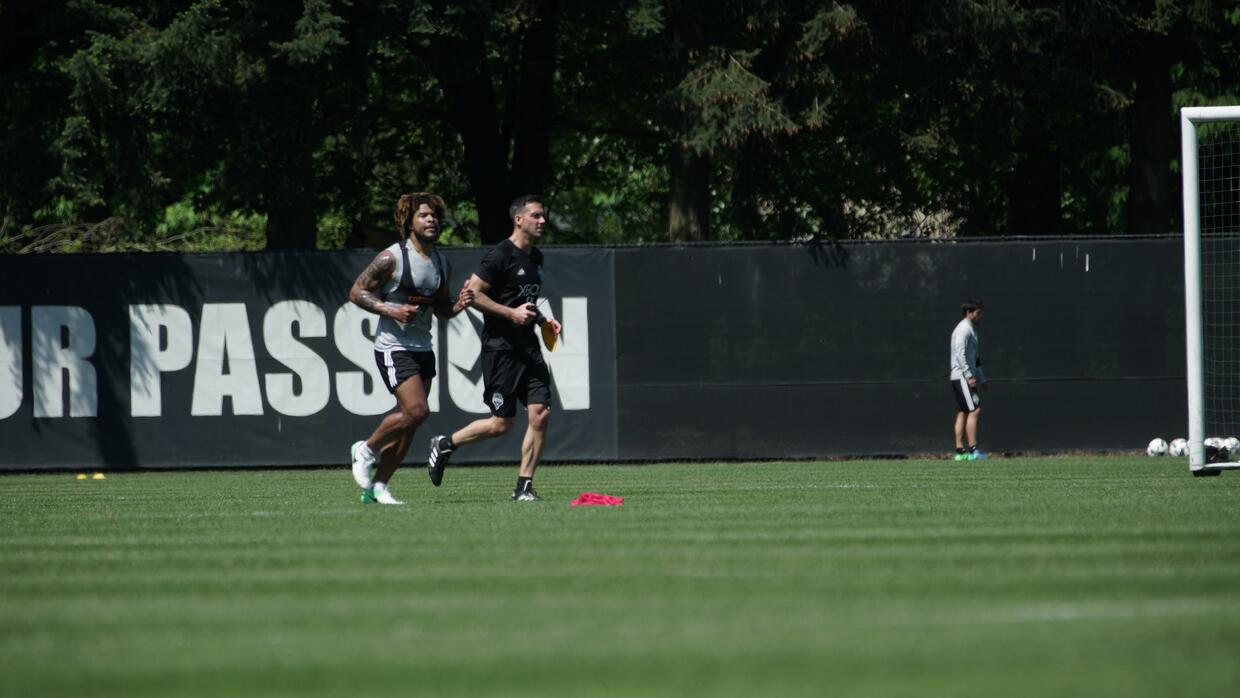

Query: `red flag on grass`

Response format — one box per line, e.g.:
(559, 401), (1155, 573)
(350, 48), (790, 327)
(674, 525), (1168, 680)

(570, 492), (624, 506)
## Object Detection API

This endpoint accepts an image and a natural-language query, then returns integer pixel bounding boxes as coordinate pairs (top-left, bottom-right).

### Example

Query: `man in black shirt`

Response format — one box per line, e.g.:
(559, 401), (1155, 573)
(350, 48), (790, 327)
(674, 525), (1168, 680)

(427, 195), (562, 501)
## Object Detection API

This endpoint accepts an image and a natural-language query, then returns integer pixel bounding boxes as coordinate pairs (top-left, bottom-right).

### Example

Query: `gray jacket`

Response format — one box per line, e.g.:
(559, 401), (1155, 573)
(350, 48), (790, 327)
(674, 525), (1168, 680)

(949, 318), (986, 383)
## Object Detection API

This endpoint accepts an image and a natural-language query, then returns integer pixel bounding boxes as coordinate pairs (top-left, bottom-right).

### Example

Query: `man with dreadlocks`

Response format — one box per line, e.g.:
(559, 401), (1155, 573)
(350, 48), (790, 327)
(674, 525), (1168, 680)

(346, 192), (474, 504)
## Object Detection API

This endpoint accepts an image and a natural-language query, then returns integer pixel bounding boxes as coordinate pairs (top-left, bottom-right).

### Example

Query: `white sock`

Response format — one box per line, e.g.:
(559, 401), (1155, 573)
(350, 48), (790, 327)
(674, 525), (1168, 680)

(360, 442), (376, 460)
(373, 481), (388, 495)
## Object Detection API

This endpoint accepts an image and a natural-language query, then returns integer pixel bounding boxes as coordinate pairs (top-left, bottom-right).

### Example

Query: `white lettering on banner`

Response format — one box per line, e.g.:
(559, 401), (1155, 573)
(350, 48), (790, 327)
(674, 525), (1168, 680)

(446, 308), (487, 414)
(2, 296), (593, 420)
(542, 297), (590, 409)
(0, 307), (22, 419)
(32, 306), (97, 417)
(264, 301), (330, 417)
(129, 304), (194, 417)
(332, 303), (395, 416)
(190, 303), (263, 416)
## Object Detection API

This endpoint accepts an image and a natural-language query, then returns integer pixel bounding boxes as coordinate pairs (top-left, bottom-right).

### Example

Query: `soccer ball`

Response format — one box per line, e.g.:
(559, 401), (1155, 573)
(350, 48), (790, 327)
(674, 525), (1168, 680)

(1205, 436), (1224, 449)
(1169, 438), (1188, 457)
(1224, 436), (1240, 453)
(1146, 438), (1168, 457)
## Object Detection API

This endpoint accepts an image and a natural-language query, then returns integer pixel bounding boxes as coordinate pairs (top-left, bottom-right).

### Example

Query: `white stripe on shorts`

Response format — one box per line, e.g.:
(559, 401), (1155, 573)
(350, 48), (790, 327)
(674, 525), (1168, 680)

(958, 376), (976, 411)
(384, 351), (397, 391)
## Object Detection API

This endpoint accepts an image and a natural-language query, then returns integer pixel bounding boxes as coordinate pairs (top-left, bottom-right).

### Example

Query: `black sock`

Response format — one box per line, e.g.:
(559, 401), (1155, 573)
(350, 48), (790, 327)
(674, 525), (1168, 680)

(956, 447), (966, 454)
(516, 476), (532, 492)
(969, 445), (978, 453)
(442, 436), (456, 451)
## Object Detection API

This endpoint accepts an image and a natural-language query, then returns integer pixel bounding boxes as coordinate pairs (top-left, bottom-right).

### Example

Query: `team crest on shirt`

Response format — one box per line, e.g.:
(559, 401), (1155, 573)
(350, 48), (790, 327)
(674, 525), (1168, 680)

(491, 392), (505, 411)
(517, 267), (526, 276)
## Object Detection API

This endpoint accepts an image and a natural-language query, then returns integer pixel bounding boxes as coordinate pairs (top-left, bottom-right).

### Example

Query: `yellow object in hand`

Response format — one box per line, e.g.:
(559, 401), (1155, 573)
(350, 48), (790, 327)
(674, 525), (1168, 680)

(539, 319), (558, 352)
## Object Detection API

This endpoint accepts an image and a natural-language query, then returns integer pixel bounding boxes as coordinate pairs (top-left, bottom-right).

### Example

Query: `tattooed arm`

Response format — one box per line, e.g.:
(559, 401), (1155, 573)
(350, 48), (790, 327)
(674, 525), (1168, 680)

(349, 251), (420, 324)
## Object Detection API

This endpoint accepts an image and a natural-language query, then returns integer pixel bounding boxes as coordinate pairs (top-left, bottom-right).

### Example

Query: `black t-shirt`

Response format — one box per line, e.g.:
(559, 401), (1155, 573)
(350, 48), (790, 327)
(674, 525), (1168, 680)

(475, 239), (543, 352)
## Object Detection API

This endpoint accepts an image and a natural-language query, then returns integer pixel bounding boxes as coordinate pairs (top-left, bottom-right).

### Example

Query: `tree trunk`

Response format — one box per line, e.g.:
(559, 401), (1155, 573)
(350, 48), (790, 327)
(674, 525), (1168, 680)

(668, 144), (711, 241)
(424, 3), (560, 246)
(1126, 35), (1172, 236)
(262, 70), (318, 250)
(263, 137), (318, 250)
(427, 33), (510, 244)
(730, 139), (763, 237)
(667, 5), (710, 242)
(1006, 119), (1061, 236)
(509, 0), (557, 203)
(340, 0), (382, 249)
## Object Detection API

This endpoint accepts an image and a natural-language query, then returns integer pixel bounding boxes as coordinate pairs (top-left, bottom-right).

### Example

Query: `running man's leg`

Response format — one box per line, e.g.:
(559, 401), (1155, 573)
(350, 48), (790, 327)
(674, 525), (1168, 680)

(519, 403), (551, 478)
(367, 374), (431, 466)
(368, 431), (412, 504)
(450, 415), (516, 446)
(427, 350), (519, 485)
(954, 411), (967, 449)
(427, 414), (514, 486)
(375, 433), (412, 486)
(368, 377), (430, 505)
(432, 347), (519, 455)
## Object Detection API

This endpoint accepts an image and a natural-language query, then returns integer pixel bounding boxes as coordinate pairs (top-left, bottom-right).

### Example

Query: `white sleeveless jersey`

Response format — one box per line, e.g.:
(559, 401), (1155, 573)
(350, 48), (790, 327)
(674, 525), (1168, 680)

(372, 240), (444, 353)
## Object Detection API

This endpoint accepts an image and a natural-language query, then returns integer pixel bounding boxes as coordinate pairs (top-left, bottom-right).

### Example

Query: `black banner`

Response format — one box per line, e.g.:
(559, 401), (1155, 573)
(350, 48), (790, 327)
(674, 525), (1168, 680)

(0, 238), (1191, 469)
(613, 238), (1186, 458)
(0, 249), (616, 469)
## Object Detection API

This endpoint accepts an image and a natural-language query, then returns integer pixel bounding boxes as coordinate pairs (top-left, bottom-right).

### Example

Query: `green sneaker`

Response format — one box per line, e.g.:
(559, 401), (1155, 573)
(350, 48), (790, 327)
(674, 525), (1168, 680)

(953, 453), (968, 461)
(359, 489), (377, 504)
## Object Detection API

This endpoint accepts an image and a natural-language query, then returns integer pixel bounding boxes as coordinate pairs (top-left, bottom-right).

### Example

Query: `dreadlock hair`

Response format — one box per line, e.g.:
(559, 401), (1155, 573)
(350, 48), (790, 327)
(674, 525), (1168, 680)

(394, 192), (447, 239)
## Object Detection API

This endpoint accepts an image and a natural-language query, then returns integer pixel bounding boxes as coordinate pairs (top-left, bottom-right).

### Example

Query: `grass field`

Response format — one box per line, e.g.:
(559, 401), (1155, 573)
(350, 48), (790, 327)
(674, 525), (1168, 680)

(3, 457), (1240, 698)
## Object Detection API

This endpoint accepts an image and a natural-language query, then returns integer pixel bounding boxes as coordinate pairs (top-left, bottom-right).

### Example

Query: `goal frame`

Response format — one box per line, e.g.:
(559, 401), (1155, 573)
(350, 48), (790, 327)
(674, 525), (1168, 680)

(1180, 105), (1240, 474)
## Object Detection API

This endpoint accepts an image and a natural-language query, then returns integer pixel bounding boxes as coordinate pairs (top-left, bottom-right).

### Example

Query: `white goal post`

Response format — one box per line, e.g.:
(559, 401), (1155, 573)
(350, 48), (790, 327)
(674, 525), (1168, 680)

(1181, 105), (1240, 474)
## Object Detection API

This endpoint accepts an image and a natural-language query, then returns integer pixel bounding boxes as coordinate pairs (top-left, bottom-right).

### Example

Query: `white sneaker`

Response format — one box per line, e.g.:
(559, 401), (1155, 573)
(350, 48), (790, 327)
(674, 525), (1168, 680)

(372, 483), (405, 506)
(350, 440), (376, 489)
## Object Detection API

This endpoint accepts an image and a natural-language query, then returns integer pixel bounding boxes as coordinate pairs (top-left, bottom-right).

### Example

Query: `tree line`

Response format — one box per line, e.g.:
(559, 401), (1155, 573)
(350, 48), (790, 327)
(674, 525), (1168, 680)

(2, 0), (1238, 252)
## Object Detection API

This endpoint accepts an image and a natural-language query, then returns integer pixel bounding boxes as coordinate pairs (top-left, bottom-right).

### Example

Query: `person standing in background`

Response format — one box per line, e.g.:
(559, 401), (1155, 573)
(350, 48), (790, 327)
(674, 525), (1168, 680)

(950, 299), (990, 461)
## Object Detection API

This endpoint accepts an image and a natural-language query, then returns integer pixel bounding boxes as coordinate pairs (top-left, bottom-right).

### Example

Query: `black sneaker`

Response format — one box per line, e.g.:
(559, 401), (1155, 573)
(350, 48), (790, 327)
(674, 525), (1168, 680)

(428, 435), (454, 487)
(512, 484), (541, 502)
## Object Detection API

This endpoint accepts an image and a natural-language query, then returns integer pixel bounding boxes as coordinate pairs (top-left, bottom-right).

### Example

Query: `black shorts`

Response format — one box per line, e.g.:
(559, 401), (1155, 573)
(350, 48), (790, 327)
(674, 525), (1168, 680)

(481, 349), (552, 418)
(950, 377), (980, 413)
(374, 350), (436, 393)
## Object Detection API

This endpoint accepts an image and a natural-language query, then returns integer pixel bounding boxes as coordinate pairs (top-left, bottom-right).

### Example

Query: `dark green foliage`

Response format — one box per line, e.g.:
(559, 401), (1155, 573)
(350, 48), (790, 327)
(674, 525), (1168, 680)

(1, 0), (1239, 250)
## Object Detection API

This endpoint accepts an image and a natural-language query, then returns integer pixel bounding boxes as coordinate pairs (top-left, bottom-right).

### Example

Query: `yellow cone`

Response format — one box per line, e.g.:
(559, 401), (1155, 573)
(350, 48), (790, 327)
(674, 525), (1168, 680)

(92, 473), (106, 480)
(75, 473), (87, 480)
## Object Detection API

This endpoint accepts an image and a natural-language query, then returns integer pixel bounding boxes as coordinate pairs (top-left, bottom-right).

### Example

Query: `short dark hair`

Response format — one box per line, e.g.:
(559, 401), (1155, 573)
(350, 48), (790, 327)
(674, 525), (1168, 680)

(961, 299), (984, 317)
(509, 194), (544, 223)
